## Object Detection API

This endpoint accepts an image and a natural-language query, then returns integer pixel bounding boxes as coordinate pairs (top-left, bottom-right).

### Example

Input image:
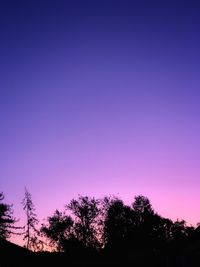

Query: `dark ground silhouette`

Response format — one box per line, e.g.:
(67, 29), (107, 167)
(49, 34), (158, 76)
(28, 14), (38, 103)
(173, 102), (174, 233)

(1, 238), (200, 267)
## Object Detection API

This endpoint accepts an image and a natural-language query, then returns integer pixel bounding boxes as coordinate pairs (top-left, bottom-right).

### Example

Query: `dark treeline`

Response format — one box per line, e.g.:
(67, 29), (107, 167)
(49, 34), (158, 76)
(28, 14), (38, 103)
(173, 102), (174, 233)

(1, 190), (200, 266)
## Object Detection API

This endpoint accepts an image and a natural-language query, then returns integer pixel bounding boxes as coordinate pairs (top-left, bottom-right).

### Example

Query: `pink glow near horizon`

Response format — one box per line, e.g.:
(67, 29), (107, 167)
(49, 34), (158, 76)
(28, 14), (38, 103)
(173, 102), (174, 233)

(1, 1), (200, 246)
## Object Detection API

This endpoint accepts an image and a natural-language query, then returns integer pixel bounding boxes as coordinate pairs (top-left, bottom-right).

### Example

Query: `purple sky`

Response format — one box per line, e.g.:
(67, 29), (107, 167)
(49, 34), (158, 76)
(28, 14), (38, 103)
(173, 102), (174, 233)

(1, 0), (200, 244)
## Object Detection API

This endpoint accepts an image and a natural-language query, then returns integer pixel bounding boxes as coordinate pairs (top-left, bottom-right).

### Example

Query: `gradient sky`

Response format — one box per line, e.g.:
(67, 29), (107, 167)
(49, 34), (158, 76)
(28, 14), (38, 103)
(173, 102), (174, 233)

(1, 0), (200, 244)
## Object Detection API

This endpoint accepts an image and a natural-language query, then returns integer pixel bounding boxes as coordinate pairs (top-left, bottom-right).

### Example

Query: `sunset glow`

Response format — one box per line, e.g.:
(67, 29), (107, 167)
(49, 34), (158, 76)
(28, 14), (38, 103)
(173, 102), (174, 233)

(1, 1), (200, 246)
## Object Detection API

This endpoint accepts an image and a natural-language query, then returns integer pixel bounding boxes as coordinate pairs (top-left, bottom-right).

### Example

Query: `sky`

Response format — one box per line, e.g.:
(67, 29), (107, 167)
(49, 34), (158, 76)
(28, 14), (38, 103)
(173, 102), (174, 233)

(1, 0), (200, 245)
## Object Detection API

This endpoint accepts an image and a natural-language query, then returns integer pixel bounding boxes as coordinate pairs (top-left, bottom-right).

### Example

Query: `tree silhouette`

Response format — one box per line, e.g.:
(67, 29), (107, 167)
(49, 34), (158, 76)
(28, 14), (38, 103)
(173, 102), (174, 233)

(131, 195), (158, 248)
(67, 196), (101, 250)
(132, 195), (154, 218)
(103, 197), (136, 255)
(0, 192), (19, 239)
(170, 219), (189, 245)
(22, 188), (39, 250)
(41, 209), (73, 252)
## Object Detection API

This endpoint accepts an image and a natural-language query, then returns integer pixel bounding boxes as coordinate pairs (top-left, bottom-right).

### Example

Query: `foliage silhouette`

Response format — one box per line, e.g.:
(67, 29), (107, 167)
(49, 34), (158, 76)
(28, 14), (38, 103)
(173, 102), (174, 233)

(0, 192), (20, 239)
(103, 197), (134, 253)
(66, 195), (101, 250)
(40, 209), (73, 252)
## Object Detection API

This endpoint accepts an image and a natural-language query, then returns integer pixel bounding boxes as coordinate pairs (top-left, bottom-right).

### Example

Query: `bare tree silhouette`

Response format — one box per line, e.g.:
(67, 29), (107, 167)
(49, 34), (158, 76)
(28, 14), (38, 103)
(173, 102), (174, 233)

(22, 187), (39, 250)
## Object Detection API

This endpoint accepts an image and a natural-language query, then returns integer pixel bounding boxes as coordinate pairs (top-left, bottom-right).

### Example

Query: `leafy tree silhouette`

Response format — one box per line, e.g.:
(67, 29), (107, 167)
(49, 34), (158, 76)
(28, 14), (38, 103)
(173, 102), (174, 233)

(0, 192), (19, 239)
(170, 219), (190, 246)
(132, 195), (154, 215)
(103, 195), (183, 256)
(67, 196), (101, 250)
(131, 195), (157, 248)
(41, 209), (73, 252)
(103, 197), (134, 254)
(150, 216), (173, 248)
(22, 187), (40, 250)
